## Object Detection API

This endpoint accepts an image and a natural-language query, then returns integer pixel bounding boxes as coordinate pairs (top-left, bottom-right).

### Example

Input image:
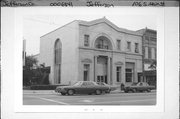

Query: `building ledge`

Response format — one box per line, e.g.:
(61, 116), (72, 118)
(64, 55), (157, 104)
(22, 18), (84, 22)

(79, 47), (143, 56)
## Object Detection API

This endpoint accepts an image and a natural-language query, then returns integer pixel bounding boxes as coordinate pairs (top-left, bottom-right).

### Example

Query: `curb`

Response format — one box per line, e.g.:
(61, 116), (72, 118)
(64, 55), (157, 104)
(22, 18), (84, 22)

(23, 90), (122, 95)
(23, 90), (156, 95)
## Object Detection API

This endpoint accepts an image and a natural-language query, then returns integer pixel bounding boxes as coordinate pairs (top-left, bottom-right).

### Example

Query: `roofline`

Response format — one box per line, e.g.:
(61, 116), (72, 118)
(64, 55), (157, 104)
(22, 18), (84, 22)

(40, 20), (78, 38)
(137, 28), (157, 33)
(79, 18), (142, 37)
(79, 22), (142, 37)
(146, 28), (157, 33)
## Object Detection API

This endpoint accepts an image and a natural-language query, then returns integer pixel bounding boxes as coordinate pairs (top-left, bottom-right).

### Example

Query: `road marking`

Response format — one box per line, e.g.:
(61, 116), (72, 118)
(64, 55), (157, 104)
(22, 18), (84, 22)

(25, 96), (69, 105)
(80, 99), (94, 103)
(38, 97), (69, 105)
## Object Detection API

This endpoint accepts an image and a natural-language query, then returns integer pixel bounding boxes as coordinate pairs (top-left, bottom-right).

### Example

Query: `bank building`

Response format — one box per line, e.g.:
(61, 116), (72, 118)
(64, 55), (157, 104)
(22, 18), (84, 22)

(39, 17), (143, 86)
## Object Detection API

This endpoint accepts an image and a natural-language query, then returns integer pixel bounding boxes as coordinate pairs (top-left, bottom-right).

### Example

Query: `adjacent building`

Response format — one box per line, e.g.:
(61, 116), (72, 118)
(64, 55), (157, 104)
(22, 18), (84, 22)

(39, 17), (143, 86)
(137, 28), (157, 86)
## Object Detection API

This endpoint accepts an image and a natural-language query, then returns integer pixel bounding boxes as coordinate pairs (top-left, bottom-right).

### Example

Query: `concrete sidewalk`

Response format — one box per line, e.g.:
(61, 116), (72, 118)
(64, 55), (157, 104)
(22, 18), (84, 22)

(23, 89), (122, 95)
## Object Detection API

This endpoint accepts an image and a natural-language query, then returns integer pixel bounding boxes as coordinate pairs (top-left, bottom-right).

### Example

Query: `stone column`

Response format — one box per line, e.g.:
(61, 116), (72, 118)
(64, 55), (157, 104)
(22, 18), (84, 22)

(107, 57), (111, 85)
(94, 56), (97, 82)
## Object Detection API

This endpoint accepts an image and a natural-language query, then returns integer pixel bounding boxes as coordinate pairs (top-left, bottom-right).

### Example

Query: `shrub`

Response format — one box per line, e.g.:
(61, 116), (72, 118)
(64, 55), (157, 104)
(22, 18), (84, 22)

(30, 84), (68, 90)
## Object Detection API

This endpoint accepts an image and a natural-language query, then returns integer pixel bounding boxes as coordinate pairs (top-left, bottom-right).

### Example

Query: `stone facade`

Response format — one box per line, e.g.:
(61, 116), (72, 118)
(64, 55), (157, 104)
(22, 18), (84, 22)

(39, 17), (143, 86)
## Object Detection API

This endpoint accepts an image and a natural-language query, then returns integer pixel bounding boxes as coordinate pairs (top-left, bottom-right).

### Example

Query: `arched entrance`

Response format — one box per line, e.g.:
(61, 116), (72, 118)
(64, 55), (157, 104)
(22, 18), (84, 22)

(54, 39), (62, 84)
(94, 35), (113, 84)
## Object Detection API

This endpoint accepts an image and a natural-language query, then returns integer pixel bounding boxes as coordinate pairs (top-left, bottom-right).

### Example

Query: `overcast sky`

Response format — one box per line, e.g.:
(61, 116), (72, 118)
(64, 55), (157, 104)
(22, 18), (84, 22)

(23, 15), (156, 55)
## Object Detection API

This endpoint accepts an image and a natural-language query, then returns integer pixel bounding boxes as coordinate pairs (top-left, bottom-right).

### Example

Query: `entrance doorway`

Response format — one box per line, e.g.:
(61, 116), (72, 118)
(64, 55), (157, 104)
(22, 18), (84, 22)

(96, 56), (108, 84)
(83, 64), (90, 81)
(97, 75), (107, 83)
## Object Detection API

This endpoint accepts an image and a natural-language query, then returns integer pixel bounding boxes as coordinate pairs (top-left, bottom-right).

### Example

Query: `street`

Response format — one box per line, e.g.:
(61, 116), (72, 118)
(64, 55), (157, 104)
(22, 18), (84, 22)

(23, 91), (156, 105)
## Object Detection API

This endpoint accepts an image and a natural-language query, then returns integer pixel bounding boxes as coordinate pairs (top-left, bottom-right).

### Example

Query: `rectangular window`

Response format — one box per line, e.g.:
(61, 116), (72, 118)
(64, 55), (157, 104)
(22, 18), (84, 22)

(116, 67), (121, 82)
(151, 48), (155, 59)
(117, 40), (121, 50)
(84, 64), (90, 81)
(145, 47), (148, 59)
(127, 41), (131, 51)
(84, 35), (89, 47)
(148, 47), (152, 59)
(125, 69), (132, 82)
(135, 43), (139, 53)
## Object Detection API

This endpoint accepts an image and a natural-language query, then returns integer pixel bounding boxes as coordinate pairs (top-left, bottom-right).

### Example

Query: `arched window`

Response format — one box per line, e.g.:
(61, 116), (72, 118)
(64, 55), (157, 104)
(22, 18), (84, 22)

(54, 39), (62, 84)
(95, 36), (112, 50)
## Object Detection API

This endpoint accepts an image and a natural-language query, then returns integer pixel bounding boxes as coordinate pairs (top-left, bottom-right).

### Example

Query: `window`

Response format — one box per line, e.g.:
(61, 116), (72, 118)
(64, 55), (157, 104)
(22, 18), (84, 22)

(117, 40), (121, 50)
(54, 39), (61, 64)
(148, 47), (152, 59)
(145, 47), (148, 59)
(96, 39), (109, 49)
(127, 41), (131, 51)
(135, 43), (139, 53)
(116, 67), (121, 82)
(95, 36), (112, 50)
(84, 35), (89, 47)
(54, 39), (62, 84)
(84, 64), (90, 81)
(151, 48), (155, 59)
(126, 69), (133, 82)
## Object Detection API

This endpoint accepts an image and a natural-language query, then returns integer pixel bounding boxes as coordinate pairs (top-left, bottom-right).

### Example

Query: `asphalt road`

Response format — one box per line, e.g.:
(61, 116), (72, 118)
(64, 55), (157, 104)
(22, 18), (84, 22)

(23, 92), (156, 105)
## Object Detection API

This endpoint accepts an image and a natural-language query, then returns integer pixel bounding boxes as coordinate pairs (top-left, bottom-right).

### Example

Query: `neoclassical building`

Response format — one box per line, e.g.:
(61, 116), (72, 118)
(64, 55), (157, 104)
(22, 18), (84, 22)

(39, 17), (143, 86)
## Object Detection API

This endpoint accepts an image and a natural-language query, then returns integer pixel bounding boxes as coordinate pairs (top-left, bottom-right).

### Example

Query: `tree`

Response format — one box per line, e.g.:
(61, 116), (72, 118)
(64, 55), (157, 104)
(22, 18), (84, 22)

(148, 60), (156, 71)
(24, 55), (38, 70)
(23, 55), (38, 86)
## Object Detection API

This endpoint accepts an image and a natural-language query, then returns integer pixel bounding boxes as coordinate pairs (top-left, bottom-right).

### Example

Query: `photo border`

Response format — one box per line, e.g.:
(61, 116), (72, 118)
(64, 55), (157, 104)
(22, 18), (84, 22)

(12, 7), (165, 113)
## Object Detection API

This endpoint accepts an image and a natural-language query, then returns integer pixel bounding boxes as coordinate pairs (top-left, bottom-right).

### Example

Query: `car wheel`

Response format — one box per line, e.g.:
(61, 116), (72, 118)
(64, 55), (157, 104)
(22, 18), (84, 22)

(106, 89), (111, 93)
(67, 89), (74, 95)
(124, 90), (128, 93)
(61, 93), (66, 95)
(95, 89), (102, 95)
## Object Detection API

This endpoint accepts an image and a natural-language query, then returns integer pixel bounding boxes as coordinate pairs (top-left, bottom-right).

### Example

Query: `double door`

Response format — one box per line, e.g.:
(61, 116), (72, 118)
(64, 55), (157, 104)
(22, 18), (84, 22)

(97, 75), (107, 84)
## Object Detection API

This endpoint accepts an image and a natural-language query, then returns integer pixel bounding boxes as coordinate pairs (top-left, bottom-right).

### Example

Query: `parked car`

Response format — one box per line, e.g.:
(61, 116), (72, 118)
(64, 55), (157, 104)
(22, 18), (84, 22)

(97, 82), (118, 93)
(122, 82), (155, 93)
(55, 81), (110, 95)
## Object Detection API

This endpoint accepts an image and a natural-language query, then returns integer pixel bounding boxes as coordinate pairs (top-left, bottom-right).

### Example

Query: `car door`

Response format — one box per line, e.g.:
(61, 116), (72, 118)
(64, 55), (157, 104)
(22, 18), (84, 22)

(86, 82), (96, 93)
(74, 82), (85, 94)
(78, 82), (89, 94)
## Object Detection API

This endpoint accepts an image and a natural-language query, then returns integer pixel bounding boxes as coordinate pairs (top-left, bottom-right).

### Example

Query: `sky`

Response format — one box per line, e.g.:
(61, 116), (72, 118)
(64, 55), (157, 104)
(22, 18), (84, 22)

(23, 14), (156, 55)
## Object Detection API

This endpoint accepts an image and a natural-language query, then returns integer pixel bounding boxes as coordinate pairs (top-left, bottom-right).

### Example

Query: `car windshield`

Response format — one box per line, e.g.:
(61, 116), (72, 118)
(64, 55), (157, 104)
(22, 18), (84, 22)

(97, 82), (104, 85)
(73, 82), (82, 86)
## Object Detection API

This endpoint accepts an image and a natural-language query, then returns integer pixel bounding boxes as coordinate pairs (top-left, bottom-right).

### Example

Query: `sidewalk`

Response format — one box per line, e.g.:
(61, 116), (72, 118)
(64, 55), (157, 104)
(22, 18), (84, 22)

(23, 89), (122, 95)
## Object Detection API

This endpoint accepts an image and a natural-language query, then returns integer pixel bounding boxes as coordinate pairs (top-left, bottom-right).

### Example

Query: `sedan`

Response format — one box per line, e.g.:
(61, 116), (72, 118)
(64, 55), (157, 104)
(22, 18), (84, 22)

(55, 81), (110, 95)
(122, 82), (156, 93)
